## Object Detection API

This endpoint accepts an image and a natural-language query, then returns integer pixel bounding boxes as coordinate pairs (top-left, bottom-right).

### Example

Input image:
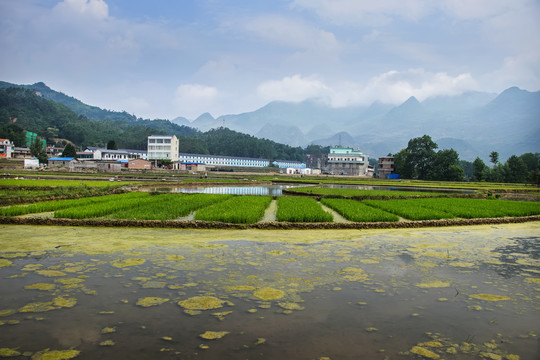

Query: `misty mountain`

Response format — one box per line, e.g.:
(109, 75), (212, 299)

(178, 87), (538, 162)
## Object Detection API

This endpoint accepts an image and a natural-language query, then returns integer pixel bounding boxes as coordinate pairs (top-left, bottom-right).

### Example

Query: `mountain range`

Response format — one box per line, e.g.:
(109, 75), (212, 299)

(1, 81), (538, 162)
(174, 87), (539, 162)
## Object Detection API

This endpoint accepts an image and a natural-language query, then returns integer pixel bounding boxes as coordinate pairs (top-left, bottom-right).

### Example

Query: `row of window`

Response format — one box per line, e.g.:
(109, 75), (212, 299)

(148, 139), (172, 144)
(148, 145), (172, 151)
(328, 157), (365, 162)
(179, 156), (269, 167)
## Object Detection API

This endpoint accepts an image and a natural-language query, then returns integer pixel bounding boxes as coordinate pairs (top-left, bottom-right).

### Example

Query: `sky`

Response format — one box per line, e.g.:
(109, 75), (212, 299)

(0, 0), (539, 121)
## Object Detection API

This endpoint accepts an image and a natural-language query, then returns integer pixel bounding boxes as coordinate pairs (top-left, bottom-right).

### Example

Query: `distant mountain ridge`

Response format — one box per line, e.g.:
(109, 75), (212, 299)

(178, 87), (538, 162)
(1, 80), (538, 162)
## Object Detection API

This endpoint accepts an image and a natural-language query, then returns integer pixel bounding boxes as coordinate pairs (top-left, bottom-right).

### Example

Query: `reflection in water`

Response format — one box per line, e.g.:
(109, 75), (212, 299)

(151, 184), (300, 196)
(0, 223), (539, 359)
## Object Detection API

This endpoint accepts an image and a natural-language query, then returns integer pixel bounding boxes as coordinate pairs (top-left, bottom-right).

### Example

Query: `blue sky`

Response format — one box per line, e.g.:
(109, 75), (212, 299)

(1, 0), (539, 120)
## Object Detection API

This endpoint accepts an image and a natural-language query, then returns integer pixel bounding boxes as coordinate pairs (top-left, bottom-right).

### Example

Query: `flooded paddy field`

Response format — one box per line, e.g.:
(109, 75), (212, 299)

(1, 223), (539, 360)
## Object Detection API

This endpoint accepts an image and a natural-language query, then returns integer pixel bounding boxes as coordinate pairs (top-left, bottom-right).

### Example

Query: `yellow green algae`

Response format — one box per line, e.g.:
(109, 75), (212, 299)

(410, 345), (440, 359)
(31, 349), (80, 360)
(136, 297), (169, 307)
(24, 283), (56, 291)
(101, 327), (116, 334)
(415, 280), (451, 288)
(0, 259), (13, 267)
(199, 331), (229, 340)
(52, 296), (77, 308)
(469, 294), (512, 301)
(111, 258), (146, 268)
(253, 287), (286, 301)
(0, 223), (539, 358)
(177, 296), (227, 310)
(99, 340), (115, 346)
(0, 348), (21, 357)
(35, 270), (66, 277)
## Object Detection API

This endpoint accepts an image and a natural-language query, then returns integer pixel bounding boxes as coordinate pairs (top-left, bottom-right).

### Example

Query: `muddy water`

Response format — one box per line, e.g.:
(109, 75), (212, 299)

(0, 224), (539, 360)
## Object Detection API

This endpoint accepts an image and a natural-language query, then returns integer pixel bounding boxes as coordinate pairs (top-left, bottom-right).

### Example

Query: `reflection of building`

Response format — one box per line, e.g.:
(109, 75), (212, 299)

(147, 135), (179, 162)
(377, 156), (395, 179)
(325, 147), (369, 176)
(0, 139), (14, 158)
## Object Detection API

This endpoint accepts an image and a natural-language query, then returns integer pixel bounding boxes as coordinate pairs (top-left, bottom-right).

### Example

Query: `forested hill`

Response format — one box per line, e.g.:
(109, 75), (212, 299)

(0, 85), (311, 161)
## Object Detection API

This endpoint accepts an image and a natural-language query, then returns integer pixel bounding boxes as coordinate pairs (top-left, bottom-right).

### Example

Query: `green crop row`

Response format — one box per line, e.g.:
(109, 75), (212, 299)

(402, 198), (540, 218)
(194, 196), (272, 224)
(110, 194), (231, 220)
(0, 179), (136, 188)
(321, 198), (399, 222)
(287, 186), (447, 199)
(363, 198), (540, 220)
(276, 197), (333, 223)
(363, 199), (454, 220)
(0, 192), (148, 217)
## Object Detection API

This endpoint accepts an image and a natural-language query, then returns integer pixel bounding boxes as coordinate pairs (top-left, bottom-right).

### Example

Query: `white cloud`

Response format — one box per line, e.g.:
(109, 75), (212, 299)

(291, 0), (434, 26)
(244, 15), (340, 53)
(257, 75), (331, 103)
(53, 0), (109, 20)
(257, 70), (477, 108)
(173, 84), (220, 119)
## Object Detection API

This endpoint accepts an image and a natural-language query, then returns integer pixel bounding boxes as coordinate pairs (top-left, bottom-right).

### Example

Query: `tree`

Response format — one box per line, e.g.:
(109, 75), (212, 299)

(472, 157), (486, 181)
(404, 135), (438, 179)
(505, 155), (528, 183)
(459, 160), (474, 179)
(489, 151), (499, 166)
(393, 148), (413, 179)
(30, 137), (48, 164)
(428, 149), (464, 181)
(62, 143), (77, 158)
(107, 140), (118, 150)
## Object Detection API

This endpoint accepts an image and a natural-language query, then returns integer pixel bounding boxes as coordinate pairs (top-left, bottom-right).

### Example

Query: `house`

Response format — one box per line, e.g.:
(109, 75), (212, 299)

(0, 139), (14, 158)
(128, 158), (152, 170)
(48, 157), (76, 167)
(24, 158), (40, 169)
(285, 167), (312, 175)
(178, 153), (270, 168)
(147, 135), (179, 163)
(96, 161), (122, 173)
(84, 147), (147, 160)
(377, 156), (395, 179)
(325, 147), (370, 176)
(179, 162), (206, 172)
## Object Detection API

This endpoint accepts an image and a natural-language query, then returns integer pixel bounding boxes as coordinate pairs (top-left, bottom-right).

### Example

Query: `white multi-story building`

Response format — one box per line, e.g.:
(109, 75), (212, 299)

(325, 147), (370, 176)
(147, 135), (179, 162)
(178, 153), (270, 167)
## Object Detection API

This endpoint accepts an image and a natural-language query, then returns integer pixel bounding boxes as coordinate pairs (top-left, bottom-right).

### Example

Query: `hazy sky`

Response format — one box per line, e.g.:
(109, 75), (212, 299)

(1, 0), (539, 120)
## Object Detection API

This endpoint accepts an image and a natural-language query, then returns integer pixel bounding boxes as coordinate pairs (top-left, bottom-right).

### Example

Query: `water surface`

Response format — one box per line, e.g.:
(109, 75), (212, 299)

(0, 224), (539, 359)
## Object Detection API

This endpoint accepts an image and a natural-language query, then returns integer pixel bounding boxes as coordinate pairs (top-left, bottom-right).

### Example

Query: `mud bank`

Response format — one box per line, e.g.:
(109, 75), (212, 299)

(1, 215), (539, 229)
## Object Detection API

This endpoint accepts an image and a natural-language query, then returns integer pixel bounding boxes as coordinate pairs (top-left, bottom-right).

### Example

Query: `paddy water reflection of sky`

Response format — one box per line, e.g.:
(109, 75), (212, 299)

(0, 223), (539, 359)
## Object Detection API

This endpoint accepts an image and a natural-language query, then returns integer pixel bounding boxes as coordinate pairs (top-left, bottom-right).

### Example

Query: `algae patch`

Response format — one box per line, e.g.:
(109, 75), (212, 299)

(410, 345), (440, 359)
(136, 297), (169, 307)
(31, 349), (80, 360)
(415, 281), (451, 288)
(0, 259), (13, 268)
(178, 296), (227, 311)
(469, 294), (512, 302)
(111, 258), (146, 268)
(253, 287), (286, 301)
(199, 331), (229, 340)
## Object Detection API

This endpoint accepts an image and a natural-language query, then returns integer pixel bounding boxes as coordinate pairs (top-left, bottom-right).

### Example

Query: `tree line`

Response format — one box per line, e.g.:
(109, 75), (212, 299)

(393, 135), (539, 184)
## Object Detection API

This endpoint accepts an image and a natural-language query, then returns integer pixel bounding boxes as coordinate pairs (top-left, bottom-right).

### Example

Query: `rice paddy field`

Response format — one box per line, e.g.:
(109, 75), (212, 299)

(0, 191), (539, 226)
(0, 223), (539, 359)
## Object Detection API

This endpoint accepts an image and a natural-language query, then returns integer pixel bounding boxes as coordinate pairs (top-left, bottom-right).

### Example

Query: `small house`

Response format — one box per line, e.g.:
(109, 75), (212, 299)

(128, 158), (152, 170)
(24, 158), (40, 169)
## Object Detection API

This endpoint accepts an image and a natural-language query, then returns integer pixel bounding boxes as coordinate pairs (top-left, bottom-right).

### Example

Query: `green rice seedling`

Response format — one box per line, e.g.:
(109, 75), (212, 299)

(321, 198), (399, 222)
(276, 197), (333, 223)
(0, 192), (148, 217)
(0, 179), (137, 187)
(363, 199), (454, 220)
(287, 186), (446, 199)
(110, 194), (231, 220)
(194, 196), (272, 224)
(406, 198), (540, 218)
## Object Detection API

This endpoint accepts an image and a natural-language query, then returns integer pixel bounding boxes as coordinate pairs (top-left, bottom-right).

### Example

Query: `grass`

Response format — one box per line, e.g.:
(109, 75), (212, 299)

(0, 179), (136, 188)
(276, 197), (333, 222)
(287, 186), (447, 199)
(110, 194), (231, 220)
(321, 198), (399, 222)
(194, 196), (272, 224)
(363, 199), (455, 220)
(0, 192), (148, 217)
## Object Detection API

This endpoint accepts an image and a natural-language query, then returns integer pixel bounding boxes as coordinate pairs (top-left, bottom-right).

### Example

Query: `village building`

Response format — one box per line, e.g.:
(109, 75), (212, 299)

(179, 162), (206, 172)
(325, 147), (370, 176)
(178, 153), (270, 168)
(0, 139), (14, 158)
(377, 156), (396, 179)
(97, 161), (123, 173)
(84, 147), (147, 160)
(24, 158), (40, 169)
(47, 157), (77, 168)
(128, 158), (152, 170)
(147, 135), (179, 163)
(272, 160), (306, 169)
